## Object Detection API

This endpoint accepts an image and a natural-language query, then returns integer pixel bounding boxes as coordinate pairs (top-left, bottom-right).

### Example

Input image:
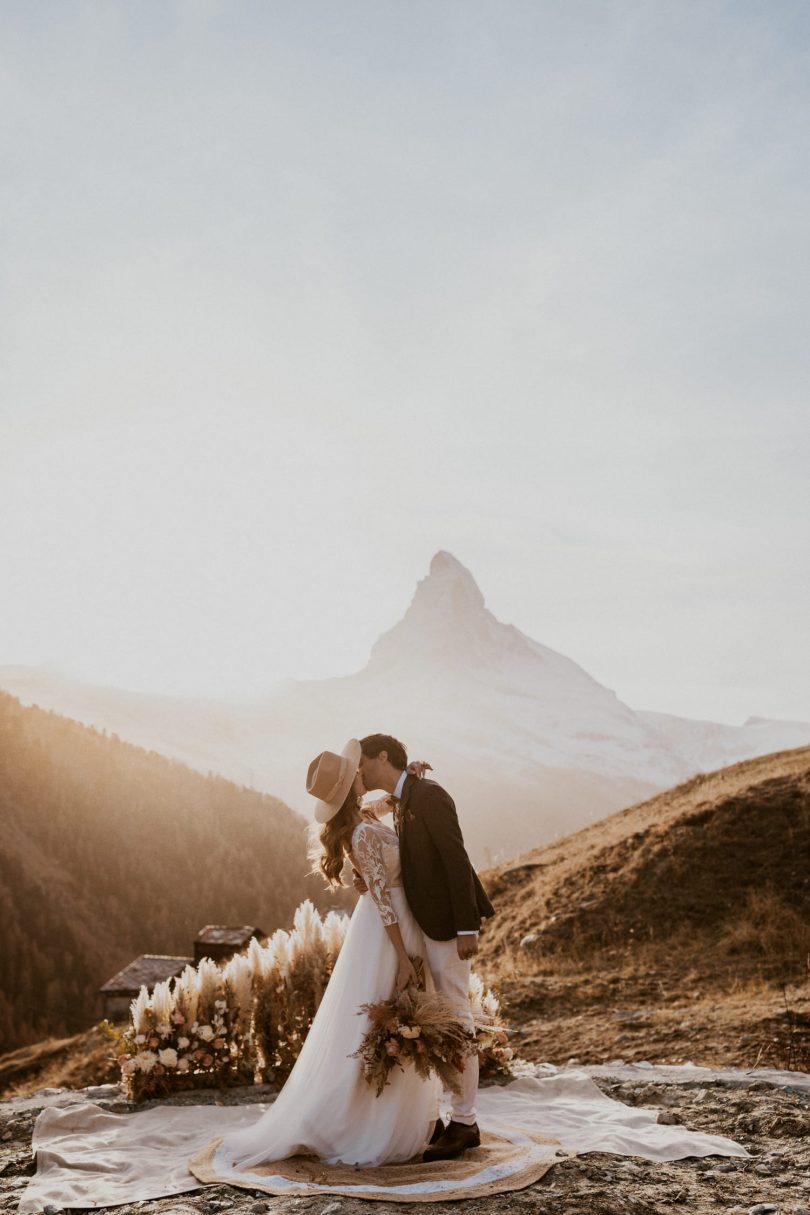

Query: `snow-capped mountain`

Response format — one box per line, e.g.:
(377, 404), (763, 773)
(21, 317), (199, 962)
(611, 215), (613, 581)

(1, 551), (807, 863)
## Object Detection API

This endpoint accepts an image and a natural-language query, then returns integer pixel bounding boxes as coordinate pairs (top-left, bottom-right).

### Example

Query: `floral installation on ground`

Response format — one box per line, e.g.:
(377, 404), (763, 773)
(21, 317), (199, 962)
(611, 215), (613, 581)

(105, 901), (514, 1101)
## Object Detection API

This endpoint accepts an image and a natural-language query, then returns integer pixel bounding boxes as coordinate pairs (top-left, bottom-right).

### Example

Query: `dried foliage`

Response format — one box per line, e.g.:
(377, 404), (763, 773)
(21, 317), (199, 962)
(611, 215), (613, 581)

(351, 959), (504, 1097)
(110, 902), (511, 1101)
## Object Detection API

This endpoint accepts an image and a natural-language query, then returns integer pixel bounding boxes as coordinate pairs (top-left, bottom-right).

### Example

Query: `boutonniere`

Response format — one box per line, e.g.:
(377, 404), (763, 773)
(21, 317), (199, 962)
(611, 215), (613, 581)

(389, 795), (414, 831)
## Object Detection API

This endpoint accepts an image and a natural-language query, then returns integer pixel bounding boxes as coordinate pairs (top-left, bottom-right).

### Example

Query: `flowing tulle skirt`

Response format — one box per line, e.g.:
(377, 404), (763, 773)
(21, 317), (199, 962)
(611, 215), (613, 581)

(219, 886), (442, 1170)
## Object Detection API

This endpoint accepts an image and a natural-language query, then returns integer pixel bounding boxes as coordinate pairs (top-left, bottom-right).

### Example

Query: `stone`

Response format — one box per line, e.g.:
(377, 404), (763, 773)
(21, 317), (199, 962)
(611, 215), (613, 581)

(321, 1205), (344, 1215)
(250, 1205), (269, 1213)
(748, 1206), (778, 1215)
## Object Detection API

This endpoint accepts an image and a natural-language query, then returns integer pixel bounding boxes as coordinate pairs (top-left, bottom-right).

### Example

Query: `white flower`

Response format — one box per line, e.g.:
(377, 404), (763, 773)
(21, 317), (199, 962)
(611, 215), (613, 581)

(177, 1036), (190, 1049)
(136, 1051), (158, 1073)
(155, 1021), (172, 1037)
(158, 1048), (178, 1068)
(197, 1025), (214, 1042)
(134, 1033), (146, 1044)
(214, 999), (227, 1010)
(400, 1025), (421, 1039)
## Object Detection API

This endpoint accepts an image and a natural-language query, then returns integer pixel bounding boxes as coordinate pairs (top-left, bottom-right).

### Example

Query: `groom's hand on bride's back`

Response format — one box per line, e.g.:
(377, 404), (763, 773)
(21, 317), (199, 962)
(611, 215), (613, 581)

(352, 867), (368, 894)
(456, 932), (479, 960)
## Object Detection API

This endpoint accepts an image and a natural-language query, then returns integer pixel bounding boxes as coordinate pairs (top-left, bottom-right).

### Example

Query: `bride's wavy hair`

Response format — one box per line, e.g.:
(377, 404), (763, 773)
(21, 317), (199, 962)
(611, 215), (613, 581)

(313, 786), (362, 887)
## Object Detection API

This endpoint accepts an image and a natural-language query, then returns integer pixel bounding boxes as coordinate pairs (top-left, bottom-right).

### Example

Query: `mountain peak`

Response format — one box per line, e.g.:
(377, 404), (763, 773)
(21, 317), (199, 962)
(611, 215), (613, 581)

(429, 549), (473, 576)
(422, 551), (485, 610)
(365, 551), (495, 673)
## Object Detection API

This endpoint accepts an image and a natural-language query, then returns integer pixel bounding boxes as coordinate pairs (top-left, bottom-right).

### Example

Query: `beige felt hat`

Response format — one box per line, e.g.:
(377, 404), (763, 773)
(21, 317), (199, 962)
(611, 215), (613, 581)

(307, 739), (362, 823)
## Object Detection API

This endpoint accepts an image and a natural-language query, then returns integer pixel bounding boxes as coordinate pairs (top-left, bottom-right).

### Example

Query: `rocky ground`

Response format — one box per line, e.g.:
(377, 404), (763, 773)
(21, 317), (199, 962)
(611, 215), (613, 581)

(2, 1068), (808, 1215)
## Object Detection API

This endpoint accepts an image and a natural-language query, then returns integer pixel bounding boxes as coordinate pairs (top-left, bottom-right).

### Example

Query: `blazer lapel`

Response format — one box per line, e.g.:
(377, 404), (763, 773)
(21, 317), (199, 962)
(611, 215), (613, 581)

(395, 773), (417, 835)
(399, 773), (416, 812)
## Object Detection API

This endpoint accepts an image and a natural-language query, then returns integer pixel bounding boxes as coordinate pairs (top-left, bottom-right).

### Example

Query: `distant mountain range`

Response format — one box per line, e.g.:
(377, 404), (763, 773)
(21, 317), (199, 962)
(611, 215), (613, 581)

(1, 551), (807, 862)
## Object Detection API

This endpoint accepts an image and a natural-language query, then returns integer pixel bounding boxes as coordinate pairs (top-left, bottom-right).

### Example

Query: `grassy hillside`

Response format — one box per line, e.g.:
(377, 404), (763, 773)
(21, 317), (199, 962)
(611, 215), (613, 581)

(478, 746), (810, 1068)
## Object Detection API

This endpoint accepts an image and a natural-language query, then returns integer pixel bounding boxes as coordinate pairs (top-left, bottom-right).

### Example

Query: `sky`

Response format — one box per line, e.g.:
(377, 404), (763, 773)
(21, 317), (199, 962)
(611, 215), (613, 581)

(1, 0), (808, 725)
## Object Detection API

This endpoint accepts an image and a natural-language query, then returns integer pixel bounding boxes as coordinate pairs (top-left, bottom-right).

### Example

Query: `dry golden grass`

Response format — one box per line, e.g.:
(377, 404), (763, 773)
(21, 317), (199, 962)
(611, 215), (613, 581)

(476, 745), (810, 1068)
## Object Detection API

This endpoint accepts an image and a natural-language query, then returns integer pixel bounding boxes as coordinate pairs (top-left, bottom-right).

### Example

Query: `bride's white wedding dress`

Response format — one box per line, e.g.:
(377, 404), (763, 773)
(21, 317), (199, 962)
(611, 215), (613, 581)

(20, 816), (751, 1210)
(218, 817), (442, 1170)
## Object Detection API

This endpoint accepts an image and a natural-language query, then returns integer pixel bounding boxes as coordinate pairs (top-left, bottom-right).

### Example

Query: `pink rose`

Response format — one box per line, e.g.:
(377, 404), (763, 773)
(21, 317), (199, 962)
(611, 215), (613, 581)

(171, 1011), (185, 1025)
(213, 1038), (226, 1049)
(384, 1039), (400, 1057)
(121, 1059), (137, 1076)
(194, 1049), (206, 1061)
(148, 1036), (160, 1048)
(202, 1053), (214, 1067)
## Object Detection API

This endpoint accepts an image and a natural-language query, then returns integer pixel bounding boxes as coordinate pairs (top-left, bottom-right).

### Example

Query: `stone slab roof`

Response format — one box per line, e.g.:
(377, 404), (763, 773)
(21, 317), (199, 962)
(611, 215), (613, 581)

(194, 925), (265, 945)
(99, 954), (193, 994)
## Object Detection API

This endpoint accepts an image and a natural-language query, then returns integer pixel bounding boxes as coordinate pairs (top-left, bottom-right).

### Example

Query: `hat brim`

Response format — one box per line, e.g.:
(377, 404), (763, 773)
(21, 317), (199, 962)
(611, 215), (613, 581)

(312, 738), (362, 824)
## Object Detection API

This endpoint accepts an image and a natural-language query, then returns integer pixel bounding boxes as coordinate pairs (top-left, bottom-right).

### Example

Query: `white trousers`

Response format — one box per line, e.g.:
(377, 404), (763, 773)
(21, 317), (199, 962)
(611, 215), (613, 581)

(422, 934), (478, 1126)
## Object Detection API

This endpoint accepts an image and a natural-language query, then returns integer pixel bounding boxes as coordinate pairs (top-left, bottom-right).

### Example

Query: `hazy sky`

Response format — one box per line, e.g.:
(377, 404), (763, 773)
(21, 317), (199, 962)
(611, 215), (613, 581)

(1, 0), (808, 724)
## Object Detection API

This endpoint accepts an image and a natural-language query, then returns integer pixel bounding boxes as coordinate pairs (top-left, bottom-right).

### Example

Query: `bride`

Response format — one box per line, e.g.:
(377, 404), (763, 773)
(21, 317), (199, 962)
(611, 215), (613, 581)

(217, 739), (444, 1171)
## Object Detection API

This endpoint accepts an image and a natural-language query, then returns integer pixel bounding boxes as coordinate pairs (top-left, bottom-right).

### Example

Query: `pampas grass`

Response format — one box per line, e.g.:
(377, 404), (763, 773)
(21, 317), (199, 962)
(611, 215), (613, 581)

(112, 900), (508, 1101)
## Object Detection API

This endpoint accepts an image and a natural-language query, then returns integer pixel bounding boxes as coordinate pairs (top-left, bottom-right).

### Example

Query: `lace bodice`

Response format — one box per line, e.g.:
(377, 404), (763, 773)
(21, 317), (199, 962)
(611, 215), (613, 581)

(350, 819), (402, 927)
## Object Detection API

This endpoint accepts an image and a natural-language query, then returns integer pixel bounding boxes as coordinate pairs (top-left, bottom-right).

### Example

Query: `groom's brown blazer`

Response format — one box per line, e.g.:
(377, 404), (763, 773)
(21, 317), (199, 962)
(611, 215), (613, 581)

(396, 773), (494, 942)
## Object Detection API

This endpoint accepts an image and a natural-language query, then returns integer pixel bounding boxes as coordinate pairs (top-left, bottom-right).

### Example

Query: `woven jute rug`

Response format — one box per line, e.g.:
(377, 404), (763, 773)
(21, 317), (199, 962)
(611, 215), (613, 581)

(189, 1128), (562, 1203)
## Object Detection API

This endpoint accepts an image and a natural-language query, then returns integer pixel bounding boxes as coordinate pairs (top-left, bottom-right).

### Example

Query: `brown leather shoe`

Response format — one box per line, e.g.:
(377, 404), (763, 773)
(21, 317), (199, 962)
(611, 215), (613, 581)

(422, 1120), (481, 1162)
(428, 1118), (445, 1144)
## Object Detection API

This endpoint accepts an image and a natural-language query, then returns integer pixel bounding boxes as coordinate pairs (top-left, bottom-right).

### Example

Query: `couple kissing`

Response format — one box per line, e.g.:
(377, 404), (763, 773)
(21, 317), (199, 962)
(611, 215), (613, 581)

(218, 731), (495, 1171)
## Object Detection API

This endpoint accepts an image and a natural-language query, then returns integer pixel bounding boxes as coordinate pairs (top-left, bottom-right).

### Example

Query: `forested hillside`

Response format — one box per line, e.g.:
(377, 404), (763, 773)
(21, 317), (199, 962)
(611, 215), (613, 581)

(0, 692), (333, 1052)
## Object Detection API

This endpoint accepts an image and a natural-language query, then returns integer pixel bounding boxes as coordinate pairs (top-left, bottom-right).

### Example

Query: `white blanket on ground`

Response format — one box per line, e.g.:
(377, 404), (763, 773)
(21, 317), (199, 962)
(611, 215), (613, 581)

(19, 1070), (748, 1211)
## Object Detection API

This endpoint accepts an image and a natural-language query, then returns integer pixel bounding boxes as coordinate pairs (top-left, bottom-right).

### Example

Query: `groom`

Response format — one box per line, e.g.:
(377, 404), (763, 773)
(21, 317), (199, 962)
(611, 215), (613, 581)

(358, 733), (495, 1163)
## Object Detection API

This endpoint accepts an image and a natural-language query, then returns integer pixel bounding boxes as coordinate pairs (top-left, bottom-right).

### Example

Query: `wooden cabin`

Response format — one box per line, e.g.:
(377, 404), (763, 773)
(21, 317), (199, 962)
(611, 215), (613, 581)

(99, 954), (192, 1022)
(193, 925), (265, 964)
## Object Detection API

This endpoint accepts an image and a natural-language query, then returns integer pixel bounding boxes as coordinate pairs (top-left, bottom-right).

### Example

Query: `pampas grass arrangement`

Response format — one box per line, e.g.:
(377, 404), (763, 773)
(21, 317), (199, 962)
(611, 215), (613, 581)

(109, 900), (510, 1102)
